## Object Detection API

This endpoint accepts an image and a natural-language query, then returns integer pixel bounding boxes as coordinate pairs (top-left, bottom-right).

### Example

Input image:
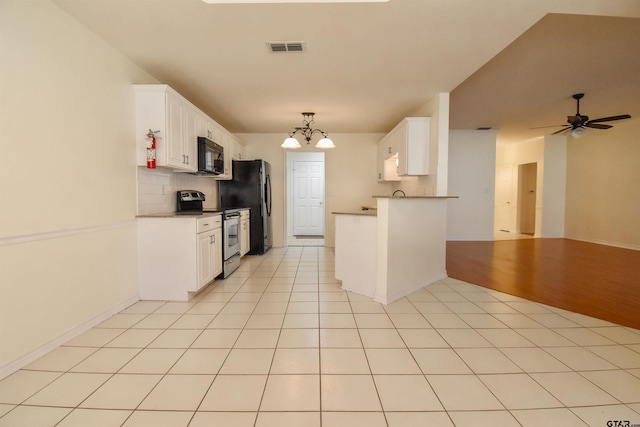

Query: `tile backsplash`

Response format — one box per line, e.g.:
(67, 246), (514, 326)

(136, 167), (219, 215)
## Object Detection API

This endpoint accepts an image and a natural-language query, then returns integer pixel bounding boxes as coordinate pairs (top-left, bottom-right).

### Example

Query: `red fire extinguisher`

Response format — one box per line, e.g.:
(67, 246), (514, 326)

(146, 129), (158, 169)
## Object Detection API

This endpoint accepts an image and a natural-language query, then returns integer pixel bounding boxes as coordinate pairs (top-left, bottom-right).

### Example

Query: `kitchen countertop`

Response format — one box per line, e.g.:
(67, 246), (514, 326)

(136, 211), (222, 218)
(332, 210), (378, 216)
(372, 195), (458, 199)
(333, 196), (459, 216)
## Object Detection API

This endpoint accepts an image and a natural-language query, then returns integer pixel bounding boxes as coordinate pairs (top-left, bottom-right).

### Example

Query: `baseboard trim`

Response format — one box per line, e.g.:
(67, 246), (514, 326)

(567, 237), (640, 252)
(0, 294), (140, 380)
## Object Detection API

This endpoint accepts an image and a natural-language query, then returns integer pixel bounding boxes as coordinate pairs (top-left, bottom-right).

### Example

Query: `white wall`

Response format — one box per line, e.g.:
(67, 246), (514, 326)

(0, 0), (155, 375)
(447, 130), (496, 240)
(541, 135), (567, 238)
(565, 119), (640, 249)
(237, 133), (389, 248)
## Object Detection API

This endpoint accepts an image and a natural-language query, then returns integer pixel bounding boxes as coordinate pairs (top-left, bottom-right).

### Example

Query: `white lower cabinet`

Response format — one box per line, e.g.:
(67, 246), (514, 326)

(197, 222), (223, 290)
(240, 209), (250, 257)
(138, 214), (222, 301)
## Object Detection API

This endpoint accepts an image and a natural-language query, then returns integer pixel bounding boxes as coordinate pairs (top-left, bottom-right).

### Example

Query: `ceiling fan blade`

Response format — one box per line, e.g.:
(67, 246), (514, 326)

(530, 124), (569, 130)
(588, 114), (631, 123)
(584, 123), (612, 130)
(551, 127), (571, 135)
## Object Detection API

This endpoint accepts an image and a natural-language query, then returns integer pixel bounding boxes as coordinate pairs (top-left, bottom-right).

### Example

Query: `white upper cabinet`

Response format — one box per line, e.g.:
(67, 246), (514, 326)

(377, 117), (430, 181)
(215, 130), (245, 180)
(135, 84), (243, 178)
(134, 85), (197, 172)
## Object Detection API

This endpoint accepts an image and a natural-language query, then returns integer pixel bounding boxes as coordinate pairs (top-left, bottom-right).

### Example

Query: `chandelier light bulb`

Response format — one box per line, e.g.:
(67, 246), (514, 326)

(281, 136), (301, 149)
(315, 137), (335, 149)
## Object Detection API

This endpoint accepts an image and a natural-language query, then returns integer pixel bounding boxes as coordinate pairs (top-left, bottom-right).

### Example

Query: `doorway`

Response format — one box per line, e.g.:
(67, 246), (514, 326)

(517, 162), (537, 236)
(496, 165), (514, 233)
(286, 151), (325, 246)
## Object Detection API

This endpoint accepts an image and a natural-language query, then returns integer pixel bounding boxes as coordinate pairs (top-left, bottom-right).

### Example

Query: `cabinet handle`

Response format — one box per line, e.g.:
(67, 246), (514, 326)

(185, 155), (189, 164)
(388, 147), (392, 154)
(203, 223), (210, 227)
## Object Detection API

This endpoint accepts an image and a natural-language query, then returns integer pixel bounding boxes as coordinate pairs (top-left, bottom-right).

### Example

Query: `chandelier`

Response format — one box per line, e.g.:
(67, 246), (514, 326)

(281, 112), (335, 149)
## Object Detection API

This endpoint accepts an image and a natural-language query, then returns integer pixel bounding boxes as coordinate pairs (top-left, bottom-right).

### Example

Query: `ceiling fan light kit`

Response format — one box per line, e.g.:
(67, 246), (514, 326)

(571, 127), (587, 138)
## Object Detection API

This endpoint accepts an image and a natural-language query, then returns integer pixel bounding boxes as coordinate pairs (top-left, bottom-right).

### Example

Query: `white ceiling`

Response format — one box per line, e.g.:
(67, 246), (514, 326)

(52, 0), (640, 143)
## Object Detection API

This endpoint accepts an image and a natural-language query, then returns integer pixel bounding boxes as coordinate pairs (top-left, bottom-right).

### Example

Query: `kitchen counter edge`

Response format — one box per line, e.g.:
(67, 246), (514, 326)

(136, 212), (223, 219)
(372, 195), (459, 199)
(332, 211), (378, 216)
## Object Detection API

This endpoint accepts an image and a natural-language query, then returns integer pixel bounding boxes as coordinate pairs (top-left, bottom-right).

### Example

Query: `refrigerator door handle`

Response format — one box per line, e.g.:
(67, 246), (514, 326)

(265, 174), (272, 217)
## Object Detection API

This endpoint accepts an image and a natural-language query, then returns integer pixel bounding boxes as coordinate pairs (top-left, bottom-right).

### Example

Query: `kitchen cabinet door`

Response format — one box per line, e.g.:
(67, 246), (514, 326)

(240, 220), (250, 257)
(233, 136), (245, 160)
(396, 117), (430, 176)
(196, 113), (217, 140)
(215, 129), (233, 180)
(196, 229), (216, 290)
(212, 227), (223, 278)
(182, 103), (198, 172)
(166, 91), (186, 168)
(167, 91), (197, 172)
(377, 136), (401, 182)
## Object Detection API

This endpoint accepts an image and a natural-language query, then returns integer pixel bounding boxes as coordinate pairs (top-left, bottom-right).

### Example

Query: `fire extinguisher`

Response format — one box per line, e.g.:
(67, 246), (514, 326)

(146, 129), (159, 169)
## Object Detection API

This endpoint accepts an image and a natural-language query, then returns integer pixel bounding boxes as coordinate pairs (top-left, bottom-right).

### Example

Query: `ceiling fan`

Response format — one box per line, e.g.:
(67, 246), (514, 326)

(537, 93), (631, 137)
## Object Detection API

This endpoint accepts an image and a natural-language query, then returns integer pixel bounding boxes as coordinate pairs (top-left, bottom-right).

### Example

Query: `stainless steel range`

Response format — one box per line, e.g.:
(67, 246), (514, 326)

(176, 190), (241, 278)
(220, 209), (241, 278)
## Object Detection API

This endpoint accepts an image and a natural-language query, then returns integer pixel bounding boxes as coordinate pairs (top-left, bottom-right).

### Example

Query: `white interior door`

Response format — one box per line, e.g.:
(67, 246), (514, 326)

(496, 165), (514, 232)
(293, 160), (325, 236)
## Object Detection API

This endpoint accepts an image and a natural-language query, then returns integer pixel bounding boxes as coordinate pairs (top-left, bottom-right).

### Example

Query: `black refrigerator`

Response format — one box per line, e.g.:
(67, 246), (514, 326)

(219, 160), (272, 255)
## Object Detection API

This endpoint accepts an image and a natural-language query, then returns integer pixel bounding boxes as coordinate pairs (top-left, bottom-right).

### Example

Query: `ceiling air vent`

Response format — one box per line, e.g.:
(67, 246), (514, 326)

(267, 41), (306, 53)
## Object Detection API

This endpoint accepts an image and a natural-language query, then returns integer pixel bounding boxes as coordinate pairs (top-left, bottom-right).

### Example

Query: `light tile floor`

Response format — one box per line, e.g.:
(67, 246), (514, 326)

(1, 246), (640, 426)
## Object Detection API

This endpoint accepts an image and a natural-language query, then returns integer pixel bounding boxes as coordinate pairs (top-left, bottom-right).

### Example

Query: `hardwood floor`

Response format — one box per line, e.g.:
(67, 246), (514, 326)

(446, 238), (640, 330)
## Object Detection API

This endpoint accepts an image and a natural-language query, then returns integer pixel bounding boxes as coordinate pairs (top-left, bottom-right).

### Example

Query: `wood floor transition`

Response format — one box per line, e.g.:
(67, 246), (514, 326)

(446, 238), (640, 330)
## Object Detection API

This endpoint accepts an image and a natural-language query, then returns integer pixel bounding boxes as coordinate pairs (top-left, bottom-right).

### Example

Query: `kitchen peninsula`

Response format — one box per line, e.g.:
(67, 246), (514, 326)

(334, 196), (455, 304)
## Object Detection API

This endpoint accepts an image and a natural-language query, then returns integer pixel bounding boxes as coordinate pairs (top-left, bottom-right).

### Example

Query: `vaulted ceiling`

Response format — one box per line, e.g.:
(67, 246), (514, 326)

(52, 0), (640, 143)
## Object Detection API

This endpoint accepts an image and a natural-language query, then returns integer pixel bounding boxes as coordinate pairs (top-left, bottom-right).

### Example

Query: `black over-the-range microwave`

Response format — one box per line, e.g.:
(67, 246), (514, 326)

(197, 136), (224, 175)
